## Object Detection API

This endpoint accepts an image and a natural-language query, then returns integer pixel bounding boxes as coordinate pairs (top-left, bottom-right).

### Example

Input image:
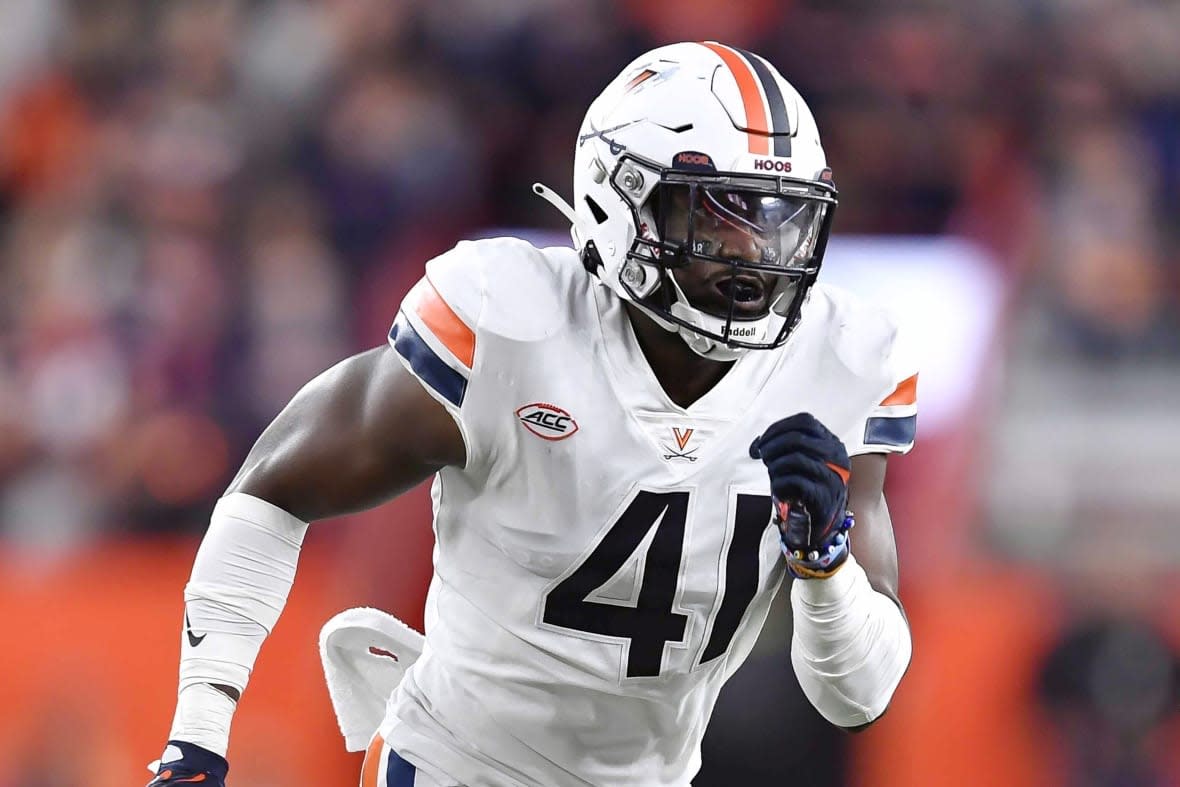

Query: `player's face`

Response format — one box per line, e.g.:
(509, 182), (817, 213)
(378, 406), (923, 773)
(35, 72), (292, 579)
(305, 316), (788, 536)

(654, 185), (820, 320)
(671, 249), (776, 320)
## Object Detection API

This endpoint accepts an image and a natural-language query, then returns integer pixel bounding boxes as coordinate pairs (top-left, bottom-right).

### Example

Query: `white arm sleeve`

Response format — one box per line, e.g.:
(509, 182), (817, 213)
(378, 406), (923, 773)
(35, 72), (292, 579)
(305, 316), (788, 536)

(168, 492), (309, 756)
(790, 554), (912, 728)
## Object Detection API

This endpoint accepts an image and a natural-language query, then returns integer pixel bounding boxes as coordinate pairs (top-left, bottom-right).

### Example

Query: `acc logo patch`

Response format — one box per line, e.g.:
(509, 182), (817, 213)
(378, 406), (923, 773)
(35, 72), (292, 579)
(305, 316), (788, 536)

(516, 403), (579, 441)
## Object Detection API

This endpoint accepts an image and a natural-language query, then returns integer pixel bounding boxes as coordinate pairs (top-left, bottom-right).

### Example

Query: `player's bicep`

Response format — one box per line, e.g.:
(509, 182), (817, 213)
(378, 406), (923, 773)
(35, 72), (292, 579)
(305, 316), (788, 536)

(227, 345), (465, 522)
(847, 453), (904, 613)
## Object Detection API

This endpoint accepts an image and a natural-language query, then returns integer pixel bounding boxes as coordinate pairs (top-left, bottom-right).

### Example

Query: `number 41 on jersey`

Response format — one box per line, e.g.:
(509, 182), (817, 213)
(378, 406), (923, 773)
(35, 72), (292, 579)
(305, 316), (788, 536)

(542, 490), (773, 678)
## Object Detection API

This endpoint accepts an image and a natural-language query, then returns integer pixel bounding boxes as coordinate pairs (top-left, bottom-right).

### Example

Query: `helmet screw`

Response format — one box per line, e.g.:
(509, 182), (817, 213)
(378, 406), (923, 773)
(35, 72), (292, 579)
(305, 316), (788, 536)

(620, 167), (644, 194)
(621, 260), (646, 288)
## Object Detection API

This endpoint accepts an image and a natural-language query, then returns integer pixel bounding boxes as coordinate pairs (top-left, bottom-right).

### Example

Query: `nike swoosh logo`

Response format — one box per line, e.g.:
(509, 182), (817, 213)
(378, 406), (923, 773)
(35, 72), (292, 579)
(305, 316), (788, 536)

(185, 612), (206, 647)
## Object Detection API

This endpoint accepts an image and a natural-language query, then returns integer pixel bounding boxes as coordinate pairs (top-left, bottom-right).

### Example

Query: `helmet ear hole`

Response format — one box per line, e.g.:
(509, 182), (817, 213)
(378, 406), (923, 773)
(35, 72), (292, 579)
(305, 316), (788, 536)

(640, 188), (670, 244)
(584, 196), (608, 225)
(581, 240), (604, 274)
(643, 189), (661, 225)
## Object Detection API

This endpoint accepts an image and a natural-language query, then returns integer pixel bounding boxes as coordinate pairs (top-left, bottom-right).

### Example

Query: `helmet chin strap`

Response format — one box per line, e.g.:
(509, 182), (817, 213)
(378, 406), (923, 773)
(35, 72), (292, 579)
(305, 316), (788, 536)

(625, 298), (740, 361)
(663, 274), (757, 362)
(684, 331), (742, 361)
(532, 183), (591, 250)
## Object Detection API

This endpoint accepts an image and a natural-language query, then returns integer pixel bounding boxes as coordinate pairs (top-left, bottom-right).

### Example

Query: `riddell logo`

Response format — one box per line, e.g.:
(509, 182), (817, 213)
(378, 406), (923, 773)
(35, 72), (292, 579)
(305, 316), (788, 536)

(727, 325), (758, 338)
(754, 159), (792, 172)
(516, 403), (579, 441)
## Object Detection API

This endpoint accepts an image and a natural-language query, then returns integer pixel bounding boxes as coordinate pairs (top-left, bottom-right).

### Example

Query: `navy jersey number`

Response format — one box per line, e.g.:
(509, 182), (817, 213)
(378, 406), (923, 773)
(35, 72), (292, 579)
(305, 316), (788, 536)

(542, 490), (772, 678)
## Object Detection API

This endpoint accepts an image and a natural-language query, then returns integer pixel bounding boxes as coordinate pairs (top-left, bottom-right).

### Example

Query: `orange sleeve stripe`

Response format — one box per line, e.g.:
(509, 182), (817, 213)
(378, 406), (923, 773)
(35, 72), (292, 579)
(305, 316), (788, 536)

(415, 278), (475, 369)
(880, 374), (918, 407)
(360, 734), (384, 787)
(700, 42), (770, 155)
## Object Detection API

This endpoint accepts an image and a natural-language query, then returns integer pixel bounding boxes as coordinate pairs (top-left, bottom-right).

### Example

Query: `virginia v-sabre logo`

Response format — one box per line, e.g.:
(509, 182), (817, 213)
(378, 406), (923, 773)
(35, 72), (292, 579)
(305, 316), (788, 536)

(662, 427), (699, 462)
(516, 403), (579, 441)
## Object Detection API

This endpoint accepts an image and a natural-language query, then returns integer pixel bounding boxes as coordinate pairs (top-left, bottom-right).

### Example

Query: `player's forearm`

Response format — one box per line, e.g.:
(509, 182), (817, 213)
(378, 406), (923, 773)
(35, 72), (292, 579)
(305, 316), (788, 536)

(789, 554), (911, 729)
(170, 493), (309, 756)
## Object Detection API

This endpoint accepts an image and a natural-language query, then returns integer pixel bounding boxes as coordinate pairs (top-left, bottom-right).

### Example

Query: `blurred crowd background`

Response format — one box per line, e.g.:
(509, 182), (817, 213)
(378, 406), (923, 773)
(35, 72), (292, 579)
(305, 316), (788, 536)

(1, 0), (1179, 785)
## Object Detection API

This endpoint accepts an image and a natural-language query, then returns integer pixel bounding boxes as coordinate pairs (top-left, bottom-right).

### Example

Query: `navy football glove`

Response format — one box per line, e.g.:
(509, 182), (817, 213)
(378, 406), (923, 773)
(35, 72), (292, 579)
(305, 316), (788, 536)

(147, 740), (228, 786)
(749, 413), (854, 579)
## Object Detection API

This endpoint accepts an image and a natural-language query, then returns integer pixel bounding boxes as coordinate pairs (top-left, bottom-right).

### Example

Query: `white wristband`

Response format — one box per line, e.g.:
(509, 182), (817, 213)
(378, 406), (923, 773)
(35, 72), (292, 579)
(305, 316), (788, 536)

(169, 684), (238, 757)
(169, 493), (309, 755)
(790, 554), (912, 727)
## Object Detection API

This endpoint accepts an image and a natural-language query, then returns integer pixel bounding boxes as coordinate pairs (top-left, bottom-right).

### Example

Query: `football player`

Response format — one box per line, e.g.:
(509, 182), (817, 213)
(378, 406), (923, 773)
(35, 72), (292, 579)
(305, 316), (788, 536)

(150, 42), (915, 787)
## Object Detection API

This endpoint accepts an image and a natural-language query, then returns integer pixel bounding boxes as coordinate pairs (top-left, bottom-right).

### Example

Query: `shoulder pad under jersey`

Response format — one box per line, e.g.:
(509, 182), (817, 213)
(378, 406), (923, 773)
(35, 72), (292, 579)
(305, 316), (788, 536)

(427, 237), (583, 343)
(389, 237), (582, 412)
(809, 283), (919, 455)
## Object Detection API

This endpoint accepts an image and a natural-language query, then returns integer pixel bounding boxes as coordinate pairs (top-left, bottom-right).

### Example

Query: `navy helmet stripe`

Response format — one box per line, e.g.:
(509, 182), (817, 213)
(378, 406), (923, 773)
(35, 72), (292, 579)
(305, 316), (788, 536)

(390, 321), (467, 407)
(735, 48), (792, 158)
(864, 415), (917, 448)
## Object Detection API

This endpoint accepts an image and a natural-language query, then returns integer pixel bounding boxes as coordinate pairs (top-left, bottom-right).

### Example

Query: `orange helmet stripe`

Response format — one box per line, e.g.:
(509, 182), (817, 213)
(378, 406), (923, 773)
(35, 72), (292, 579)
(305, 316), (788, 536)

(700, 41), (770, 155)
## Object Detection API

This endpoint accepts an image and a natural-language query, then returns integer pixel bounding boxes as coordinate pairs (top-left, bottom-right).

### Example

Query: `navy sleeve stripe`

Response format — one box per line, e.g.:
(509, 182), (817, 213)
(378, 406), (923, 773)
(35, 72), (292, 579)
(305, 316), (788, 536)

(390, 321), (468, 407)
(864, 415), (917, 448)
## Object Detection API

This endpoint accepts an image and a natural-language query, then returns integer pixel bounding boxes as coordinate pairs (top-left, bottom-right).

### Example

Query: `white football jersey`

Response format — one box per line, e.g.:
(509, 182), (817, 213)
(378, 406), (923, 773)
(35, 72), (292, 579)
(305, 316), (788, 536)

(379, 238), (917, 787)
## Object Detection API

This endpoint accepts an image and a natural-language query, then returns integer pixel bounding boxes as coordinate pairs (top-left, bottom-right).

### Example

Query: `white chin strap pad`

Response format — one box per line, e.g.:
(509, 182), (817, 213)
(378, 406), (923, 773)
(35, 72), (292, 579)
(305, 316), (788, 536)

(665, 272), (776, 361)
(319, 607), (426, 752)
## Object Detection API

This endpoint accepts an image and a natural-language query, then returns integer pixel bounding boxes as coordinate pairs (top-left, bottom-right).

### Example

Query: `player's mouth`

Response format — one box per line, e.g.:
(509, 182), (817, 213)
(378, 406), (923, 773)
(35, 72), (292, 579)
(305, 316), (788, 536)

(712, 272), (769, 317)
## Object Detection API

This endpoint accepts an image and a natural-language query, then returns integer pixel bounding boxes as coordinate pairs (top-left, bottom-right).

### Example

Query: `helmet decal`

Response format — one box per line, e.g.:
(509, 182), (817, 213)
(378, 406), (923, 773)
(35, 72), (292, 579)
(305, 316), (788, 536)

(623, 69), (658, 92)
(671, 151), (717, 172)
(731, 45), (794, 157)
(577, 120), (640, 156)
(698, 42), (793, 157)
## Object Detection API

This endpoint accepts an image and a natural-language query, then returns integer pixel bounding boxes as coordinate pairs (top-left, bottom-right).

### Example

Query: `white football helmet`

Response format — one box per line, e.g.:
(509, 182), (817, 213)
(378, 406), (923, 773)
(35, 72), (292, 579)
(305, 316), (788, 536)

(535, 42), (838, 360)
